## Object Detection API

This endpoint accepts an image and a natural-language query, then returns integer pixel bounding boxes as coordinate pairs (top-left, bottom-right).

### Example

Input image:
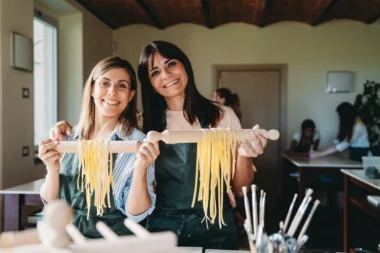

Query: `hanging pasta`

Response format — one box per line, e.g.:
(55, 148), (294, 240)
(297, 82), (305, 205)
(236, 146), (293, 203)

(77, 140), (114, 219)
(191, 128), (237, 228)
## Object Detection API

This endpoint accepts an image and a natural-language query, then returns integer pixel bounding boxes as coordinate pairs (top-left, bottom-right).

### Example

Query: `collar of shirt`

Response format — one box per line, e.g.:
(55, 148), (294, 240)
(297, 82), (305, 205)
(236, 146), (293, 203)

(71, 124), (127, 141)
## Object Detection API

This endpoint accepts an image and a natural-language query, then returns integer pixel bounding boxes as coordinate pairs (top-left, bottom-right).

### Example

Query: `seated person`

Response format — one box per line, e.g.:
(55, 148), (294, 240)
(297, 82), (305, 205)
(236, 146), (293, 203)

(287, 119), (320, 156)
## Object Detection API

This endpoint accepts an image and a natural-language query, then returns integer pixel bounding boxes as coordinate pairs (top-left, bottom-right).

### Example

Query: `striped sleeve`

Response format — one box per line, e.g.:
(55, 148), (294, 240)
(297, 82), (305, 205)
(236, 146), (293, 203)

(112, 129), (156, 222)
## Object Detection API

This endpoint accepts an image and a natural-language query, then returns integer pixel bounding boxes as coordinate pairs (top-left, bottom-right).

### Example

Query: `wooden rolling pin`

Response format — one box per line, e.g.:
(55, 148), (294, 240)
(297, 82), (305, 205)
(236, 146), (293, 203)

(147, 128), (280, 144)
(56, 141), (141, 153)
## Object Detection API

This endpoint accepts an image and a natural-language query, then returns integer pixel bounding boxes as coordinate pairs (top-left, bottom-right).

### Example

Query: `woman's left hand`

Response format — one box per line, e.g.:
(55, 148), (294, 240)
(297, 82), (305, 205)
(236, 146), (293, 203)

(238, 125), (267, 157)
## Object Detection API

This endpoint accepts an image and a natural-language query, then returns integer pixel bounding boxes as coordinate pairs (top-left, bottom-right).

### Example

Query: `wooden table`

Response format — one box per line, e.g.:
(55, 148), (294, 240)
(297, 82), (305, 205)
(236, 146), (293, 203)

(0, 179), (44, 231)
(282, 154), (362, 200)
(341, 169), (380, 252)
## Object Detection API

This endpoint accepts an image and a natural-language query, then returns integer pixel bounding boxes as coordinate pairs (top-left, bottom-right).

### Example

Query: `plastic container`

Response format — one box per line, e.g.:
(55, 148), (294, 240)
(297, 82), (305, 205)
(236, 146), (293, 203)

(362, 156), (380, 179)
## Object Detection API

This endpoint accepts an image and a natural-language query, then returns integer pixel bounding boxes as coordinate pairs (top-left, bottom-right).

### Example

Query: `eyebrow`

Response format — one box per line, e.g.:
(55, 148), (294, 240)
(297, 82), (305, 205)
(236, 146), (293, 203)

(149, 59), (172, 73)
(98, 77), (130, 84)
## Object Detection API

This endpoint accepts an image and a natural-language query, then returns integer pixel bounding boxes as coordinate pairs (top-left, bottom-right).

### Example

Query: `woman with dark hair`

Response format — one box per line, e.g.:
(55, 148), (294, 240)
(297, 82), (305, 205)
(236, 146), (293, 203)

(287, 119), (320, 155)
(212, 87), (242, 121)
(137, 41), (267, 250)
(310, 102), (370, 161)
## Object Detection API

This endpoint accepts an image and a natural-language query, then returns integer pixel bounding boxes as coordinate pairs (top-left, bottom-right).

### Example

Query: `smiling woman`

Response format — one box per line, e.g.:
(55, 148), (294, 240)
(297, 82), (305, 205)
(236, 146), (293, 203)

(39, 56), (158, 238)
(137, 41), (268, 250)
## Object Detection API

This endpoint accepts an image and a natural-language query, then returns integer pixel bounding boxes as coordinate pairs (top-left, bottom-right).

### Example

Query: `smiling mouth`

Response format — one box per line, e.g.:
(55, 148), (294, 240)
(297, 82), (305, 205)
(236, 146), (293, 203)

(164, 79), (179, 88)
(102, 99), (121, 105)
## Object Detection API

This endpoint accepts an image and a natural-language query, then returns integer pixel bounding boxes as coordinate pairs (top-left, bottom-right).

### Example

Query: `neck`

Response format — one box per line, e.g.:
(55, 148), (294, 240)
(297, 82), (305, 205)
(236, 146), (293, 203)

(165, 93), (185, 111)
(91, 114), (119, 139)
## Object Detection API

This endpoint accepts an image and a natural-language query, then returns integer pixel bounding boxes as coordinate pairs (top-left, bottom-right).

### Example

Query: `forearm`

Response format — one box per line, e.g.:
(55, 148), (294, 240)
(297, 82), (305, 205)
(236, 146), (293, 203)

(232, 154), (255, 197)
(40, 172), (60, 202)
(125, 168), (151, 215)
(315, 145), (338, 158)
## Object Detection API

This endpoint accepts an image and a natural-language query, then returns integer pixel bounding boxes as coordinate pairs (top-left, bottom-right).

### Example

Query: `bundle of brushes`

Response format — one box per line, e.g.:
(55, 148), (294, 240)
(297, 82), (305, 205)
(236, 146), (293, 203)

(242, 186), (320, 253)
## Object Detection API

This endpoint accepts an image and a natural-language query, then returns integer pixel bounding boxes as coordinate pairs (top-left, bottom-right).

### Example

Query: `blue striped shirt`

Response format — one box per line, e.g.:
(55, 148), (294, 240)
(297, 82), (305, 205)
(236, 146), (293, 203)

(65, 126), (156, 222)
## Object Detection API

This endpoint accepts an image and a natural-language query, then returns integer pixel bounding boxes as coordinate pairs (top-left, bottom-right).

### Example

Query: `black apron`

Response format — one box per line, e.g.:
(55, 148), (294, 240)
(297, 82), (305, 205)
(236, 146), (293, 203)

(146, 121), (238, 250)
(59, 136), (132, 239)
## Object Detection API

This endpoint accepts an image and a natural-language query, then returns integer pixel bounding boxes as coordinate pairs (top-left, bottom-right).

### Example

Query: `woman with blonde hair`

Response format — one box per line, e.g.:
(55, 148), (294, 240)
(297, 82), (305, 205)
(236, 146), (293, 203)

(39, 56), (158, 238)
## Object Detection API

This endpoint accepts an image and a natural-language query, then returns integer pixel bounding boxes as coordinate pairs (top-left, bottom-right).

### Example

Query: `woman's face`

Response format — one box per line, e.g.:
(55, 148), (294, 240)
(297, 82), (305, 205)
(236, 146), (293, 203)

(212, 92), (225, 105)
(148, 52), (188, 100)
(91, 68), (135, 119)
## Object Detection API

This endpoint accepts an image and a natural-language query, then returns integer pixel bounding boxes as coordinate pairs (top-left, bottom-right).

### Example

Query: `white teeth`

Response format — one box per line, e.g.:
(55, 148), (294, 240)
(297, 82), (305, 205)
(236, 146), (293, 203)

(103, 100), (119, 105)
(164, 79), (179, 88)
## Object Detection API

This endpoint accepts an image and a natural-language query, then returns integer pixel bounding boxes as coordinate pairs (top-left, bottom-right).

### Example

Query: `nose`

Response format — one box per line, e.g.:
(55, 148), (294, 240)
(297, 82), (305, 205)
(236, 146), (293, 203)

(161, 68), (171, 80)
(107, 85), (116, 96)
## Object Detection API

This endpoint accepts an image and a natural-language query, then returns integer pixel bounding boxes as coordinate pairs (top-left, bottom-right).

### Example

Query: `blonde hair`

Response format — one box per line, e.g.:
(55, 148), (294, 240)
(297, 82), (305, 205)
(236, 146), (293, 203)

(76, 56), (138, 139)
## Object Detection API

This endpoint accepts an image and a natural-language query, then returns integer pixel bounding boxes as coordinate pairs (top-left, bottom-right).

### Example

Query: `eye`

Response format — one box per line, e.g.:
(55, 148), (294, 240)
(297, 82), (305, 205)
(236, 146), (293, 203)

(117, 83), (128, 89)
(151, 70), (160, 77)
(168, 61), (176, 68)
(100, 81), (109, 87)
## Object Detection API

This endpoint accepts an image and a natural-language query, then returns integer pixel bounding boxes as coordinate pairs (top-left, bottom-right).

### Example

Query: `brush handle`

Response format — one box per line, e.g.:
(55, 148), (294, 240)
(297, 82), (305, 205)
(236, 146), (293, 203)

(124, 219), (151, 238)
(297, 200), (320, 242)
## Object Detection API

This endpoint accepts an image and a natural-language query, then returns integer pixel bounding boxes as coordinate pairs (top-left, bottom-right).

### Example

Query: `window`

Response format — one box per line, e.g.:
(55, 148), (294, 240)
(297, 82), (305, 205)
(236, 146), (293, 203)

(33, 12), (57, 150)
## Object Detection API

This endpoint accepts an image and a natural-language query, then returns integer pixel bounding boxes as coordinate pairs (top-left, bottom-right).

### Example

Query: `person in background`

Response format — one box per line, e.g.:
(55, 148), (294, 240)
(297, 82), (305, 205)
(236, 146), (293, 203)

(212, 87), (242, 121)
(309, 102), (370, 162)
(287, 119), (320, 156)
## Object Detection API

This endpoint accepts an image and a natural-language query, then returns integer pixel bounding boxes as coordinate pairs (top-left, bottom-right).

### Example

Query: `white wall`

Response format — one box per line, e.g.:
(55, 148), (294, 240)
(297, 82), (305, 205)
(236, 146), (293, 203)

(58, 13), (83, 124)
(0, 0), (40, 189)
(64, 0), (113, 80)
(113, 22), (380, 149)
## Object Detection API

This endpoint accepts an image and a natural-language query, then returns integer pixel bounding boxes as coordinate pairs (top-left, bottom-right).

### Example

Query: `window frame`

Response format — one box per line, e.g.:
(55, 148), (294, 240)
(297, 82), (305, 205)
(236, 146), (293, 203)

(33, 9), (58, 164)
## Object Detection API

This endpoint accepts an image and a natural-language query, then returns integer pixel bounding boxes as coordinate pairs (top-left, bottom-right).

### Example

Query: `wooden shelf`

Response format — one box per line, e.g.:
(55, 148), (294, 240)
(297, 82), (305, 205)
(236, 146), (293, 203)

(349, 198), (380, 222)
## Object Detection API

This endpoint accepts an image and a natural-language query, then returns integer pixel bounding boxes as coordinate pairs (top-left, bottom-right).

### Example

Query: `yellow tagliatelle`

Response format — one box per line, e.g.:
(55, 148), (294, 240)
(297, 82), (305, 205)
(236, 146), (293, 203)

(192, 128), (237, 228)
(77, 140), (114, 219)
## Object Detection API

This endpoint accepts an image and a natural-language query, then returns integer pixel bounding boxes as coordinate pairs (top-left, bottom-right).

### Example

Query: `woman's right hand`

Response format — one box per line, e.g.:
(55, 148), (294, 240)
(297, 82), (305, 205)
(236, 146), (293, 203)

(38, 139), (62, 174)
(134, 140), (160, 171)
(49, 121), (73, 141)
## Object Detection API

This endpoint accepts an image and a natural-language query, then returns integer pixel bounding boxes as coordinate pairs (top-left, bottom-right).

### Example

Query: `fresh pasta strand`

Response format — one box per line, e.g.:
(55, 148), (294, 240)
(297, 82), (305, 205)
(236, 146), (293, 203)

(77, 140), (114, 219)
(192, 128), (237, 228)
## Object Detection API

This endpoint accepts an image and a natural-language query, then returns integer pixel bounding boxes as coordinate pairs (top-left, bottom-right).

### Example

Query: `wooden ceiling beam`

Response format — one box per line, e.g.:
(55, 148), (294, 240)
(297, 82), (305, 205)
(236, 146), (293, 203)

(201, 0), (214, 28)
(76, 0), (117, 29)
(312, 0), (339, 26)
(136, 0), (164, 29)
(259, 0), (274, 28)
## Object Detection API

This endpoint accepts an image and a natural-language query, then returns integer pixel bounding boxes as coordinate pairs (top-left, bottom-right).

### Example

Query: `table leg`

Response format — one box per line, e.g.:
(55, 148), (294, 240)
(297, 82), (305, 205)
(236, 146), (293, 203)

(298, 167), (304, 203)
(343, 174), (349, 252)
(4, 194), (22, 231)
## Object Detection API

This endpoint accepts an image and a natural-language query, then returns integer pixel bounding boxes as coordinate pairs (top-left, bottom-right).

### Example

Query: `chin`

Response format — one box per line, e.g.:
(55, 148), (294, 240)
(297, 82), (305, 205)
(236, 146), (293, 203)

(100, 110), (123, 118)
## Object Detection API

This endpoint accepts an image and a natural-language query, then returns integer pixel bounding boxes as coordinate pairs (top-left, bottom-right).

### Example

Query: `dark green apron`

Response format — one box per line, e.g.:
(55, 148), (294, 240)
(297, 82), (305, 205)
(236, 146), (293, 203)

(146, 121), (238, 250)
(59, 136), (132, 239)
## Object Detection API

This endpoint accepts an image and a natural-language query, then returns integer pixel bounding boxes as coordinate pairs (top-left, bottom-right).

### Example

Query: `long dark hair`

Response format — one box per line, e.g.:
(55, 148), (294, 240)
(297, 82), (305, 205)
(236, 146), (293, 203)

(138, 41), (222, 133)
(216, 88), (242, 120)
(77, 56), (138, 139)
(336, 102), (356, 142)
